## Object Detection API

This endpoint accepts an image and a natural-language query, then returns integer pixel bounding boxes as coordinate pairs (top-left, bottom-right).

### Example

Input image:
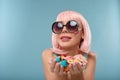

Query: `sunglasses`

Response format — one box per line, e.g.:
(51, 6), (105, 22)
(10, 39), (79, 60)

(52, 20), (79, 34)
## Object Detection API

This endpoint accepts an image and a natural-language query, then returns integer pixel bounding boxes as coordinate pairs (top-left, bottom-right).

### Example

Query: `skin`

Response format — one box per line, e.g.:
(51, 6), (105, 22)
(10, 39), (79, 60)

(42, 49), (96, 80)
(42, 17), (96, 80)
(54, 18), (83, 54)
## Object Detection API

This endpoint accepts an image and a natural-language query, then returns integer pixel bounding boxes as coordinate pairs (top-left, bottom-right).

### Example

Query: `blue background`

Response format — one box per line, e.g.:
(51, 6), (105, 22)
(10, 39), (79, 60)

(0, 0), (120, 80)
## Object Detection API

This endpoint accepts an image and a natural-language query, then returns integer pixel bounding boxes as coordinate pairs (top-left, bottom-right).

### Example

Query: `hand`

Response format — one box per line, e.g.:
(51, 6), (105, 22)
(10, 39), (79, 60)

(48, 57), (67, 80)
(67, 62), (84, 80)
(67, 52), (96, 80)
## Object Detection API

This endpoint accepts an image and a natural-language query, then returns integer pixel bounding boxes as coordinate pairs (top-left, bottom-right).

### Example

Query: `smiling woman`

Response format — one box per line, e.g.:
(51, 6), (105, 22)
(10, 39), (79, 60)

(0, 0), (120, 80)
(42, 10), (96, 80)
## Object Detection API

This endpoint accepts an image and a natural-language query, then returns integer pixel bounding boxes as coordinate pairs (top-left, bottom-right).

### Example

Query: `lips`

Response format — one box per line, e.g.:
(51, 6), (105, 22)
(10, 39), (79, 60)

(60, 36), (71, 42)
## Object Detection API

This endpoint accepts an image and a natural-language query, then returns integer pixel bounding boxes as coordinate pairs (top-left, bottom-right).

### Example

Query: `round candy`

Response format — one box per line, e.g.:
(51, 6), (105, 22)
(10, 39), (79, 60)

(61, 60), (67, 67)
(56, 57), (61, 62)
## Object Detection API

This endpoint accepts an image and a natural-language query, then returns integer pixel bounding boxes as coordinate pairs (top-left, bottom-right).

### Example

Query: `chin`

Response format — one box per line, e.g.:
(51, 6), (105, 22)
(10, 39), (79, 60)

(59, 42), (74, 48)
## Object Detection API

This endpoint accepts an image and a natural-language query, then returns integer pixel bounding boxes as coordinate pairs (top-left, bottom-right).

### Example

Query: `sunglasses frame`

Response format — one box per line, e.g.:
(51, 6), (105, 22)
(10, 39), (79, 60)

(52, 20), (79, 34)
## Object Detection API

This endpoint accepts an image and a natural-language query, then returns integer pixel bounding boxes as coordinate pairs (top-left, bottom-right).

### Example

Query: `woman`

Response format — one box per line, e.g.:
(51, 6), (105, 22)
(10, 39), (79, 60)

(42, 10), (96, 80)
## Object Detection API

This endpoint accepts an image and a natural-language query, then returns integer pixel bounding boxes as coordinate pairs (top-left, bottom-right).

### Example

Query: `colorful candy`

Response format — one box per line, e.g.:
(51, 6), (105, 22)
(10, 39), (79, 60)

(56, 56), (61, 62)
(54, 54), (87, 72)
(61, 60), (67, 67)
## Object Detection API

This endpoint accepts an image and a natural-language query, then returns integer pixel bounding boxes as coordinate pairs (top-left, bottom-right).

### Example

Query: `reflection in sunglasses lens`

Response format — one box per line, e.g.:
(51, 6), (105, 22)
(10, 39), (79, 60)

(52, 20), (78, 34)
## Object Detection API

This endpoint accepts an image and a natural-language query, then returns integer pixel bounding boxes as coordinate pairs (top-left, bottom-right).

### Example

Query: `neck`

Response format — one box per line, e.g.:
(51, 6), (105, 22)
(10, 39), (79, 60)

(60, 46), (82, 56)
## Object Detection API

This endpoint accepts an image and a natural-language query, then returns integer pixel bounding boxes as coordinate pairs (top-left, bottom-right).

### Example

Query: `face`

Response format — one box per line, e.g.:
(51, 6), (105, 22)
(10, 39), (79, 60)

(52, 17), (83, 50)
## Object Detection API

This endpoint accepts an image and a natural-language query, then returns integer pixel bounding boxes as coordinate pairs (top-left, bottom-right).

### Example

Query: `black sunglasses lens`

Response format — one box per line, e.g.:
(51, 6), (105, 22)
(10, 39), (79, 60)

(67, 20), (78, 32)
(52, 22), (63, 34)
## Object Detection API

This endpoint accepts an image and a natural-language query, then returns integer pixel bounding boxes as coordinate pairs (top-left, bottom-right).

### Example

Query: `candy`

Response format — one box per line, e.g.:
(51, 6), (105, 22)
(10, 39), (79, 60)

(61, 60), (67, 67)
(55, 55), (87, 71)
(64, 66), (69, 72)
(56, 56), (61, 62)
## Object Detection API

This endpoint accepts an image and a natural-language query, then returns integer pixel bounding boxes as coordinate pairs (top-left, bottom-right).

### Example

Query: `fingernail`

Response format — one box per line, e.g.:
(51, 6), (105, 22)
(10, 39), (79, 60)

(48, 61), (51, 64)
(73, 63), (75, 66)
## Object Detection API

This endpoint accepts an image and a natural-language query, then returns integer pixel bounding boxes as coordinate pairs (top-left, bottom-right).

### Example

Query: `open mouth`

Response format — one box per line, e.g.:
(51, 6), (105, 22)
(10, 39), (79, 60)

(60, 36), (72, 42)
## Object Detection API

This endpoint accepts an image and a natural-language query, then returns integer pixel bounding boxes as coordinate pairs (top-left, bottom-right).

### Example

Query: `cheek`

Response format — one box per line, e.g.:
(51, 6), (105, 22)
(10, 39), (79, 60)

(73, 31), (81, 38)
(73, 31), (79, 35)
(72, 32), (82, 42)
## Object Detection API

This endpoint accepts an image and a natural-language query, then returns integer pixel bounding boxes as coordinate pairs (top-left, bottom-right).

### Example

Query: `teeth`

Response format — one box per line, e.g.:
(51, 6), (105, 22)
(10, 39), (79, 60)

(62, 37), (70, 39)
(61, 36), (71, 39)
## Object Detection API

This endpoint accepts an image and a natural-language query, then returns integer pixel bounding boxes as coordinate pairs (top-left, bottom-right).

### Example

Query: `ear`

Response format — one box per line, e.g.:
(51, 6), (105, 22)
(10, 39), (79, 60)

(81, 31), (84, 39)
(79, 32), (84, 48)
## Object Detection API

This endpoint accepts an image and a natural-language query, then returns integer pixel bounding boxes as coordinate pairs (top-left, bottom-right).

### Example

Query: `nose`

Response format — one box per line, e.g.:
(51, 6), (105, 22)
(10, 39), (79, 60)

(61, 26), (68, 33)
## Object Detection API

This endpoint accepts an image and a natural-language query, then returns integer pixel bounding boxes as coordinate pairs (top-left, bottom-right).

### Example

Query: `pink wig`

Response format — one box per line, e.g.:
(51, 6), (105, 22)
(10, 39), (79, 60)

(52, 11), (91, 54)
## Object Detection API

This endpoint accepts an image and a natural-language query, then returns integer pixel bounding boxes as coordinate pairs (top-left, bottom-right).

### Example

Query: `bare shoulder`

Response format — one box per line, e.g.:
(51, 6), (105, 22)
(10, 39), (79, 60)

(88, 51), (97, 60)
(42, 49), (55, 80)
(42, 48), (53, 59)
(42, 48), (53, 55)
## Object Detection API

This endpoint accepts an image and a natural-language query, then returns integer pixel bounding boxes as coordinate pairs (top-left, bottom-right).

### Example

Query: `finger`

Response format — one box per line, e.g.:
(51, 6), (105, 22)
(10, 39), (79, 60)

(70, 63), (81, 76)
(48, 57), (55, 64)
(54, 63), (60, 73)
(60, 66), (67, 76)
(48, 60), (52, 64)
(76, 63), (82, 73)
(69, 64), (74, 73)
(76, 63), (81, 70)
(80, 54), (87, 63)
(67, 71), (71, 78)
(73, 63), (79, 73)
(60, 66), (64, 74)
(50, 58), (56, 72)
(63, 71), (67, 76)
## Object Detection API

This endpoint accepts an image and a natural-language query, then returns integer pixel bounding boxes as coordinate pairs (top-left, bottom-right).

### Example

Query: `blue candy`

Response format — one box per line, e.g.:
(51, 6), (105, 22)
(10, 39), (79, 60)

(56, 57), (61, 62)
(61, 60), (67, 67)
